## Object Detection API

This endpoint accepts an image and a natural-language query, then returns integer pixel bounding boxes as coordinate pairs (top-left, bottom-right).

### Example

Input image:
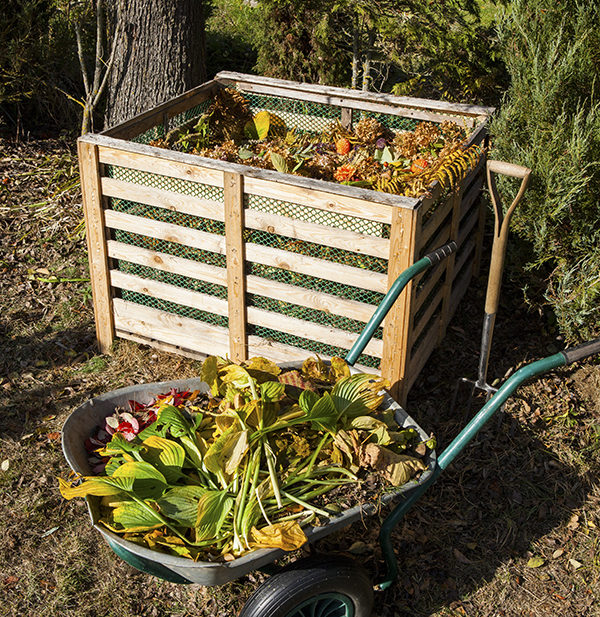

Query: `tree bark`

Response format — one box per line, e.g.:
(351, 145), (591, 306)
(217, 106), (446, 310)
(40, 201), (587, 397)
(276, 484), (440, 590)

(105, 0), (206, 128)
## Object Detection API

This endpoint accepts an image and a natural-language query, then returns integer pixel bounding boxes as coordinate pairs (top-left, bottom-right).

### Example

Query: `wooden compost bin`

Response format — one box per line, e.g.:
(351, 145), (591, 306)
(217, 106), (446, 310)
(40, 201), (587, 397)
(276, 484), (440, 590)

(79, 71), (494, 403)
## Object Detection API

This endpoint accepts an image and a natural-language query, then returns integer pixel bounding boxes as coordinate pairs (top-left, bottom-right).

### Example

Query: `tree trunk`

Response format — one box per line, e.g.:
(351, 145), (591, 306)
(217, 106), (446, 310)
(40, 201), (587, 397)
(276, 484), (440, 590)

(105, 0), (206, 128)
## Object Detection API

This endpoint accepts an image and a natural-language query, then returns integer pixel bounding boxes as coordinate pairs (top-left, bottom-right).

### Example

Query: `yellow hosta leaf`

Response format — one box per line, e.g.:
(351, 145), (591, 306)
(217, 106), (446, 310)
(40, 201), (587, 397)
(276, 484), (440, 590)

(57, 475), (129, 500)
(250, 520), (307, 551)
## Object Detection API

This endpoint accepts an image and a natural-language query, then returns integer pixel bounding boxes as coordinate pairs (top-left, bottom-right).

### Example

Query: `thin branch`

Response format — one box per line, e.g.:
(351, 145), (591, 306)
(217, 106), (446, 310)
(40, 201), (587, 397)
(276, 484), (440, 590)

(74, 20), (91, 97)
(91, 0), (105, 97)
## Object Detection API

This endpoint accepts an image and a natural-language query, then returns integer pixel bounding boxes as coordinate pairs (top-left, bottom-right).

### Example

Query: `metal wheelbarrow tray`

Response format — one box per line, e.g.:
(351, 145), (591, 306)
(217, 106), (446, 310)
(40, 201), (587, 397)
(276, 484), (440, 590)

(62, 370), (436, 586)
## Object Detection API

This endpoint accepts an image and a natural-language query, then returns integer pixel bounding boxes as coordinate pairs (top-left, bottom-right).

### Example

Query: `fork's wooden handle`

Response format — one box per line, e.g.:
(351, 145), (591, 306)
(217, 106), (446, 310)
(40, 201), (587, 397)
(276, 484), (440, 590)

(487, 160), (531, 179)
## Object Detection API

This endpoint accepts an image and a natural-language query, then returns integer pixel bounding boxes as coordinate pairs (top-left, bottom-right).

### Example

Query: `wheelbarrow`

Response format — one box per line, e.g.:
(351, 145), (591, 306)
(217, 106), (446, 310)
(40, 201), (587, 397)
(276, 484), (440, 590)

(62, 241), (600, 617)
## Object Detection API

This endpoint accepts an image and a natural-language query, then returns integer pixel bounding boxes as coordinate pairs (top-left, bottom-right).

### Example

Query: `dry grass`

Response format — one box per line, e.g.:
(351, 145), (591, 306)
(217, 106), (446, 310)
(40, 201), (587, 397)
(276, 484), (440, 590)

(0, 137), (598, 617)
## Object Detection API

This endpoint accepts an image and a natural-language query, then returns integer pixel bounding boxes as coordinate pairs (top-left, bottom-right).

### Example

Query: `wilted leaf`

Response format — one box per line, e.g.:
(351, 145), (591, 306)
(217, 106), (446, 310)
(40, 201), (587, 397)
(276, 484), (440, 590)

(195, 490), (234, 541)
(329, 357), (351, 381)
(270, 152), (289, 174)
(253, 110), (271, 140)
(1, 459), (9, 472)
(569, 558), (583, 570)
(552, 548), (564, 559)
(250, 520), (307, 551)
(245, 357), (281, 377)
(359, 443), (426, 486)
(302, 356), (332, 382)
(238, 147), (254, 160)
(204, 428), (250, 476)
(200, 356), (220, 396)
(527, 556), (545, 568)
(331, 374), (389, 420)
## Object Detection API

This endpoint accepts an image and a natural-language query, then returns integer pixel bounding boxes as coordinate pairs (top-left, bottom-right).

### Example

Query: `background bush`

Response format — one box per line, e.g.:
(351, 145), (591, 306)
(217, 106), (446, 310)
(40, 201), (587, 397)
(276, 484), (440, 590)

(490, 0), (600, 340)
(0, 0), (84, 134)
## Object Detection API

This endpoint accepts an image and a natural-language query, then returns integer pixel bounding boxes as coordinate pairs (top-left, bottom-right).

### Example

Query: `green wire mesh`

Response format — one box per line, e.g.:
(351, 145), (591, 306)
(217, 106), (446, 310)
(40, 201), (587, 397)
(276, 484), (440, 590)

(352, 109), (420, 133)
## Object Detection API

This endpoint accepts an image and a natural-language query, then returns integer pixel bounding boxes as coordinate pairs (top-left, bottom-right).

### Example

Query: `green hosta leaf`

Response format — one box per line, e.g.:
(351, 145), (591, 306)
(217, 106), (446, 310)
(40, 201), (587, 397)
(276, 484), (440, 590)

(302, 392), (338, 431)
(270, 152), (289, 174)
(200, 356), (220, 397)
(204, 428), (250, 476)
(195, 490), (234, 541)
(156, 404), (193, 439)
(238, 147), (254, 160)
(298, 389), (319, 414)
(111, 461), (168, 499)
(158, 486), (208, 527)
(112, 500), (164, 532)
(97, 432), (144, 458)
(260, 381), (285, 403)
(142, 435), (186, 483)
(331, 374), (388, 420)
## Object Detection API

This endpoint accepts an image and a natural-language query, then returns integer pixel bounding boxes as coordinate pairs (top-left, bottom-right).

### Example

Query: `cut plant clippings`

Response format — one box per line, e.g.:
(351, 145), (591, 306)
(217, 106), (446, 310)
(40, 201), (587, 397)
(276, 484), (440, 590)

(58, 356), (431, 561)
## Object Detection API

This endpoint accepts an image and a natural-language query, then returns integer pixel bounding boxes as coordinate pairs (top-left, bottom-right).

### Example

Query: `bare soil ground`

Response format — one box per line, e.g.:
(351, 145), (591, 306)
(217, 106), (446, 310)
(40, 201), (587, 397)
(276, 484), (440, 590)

(0, 136), (598, 617)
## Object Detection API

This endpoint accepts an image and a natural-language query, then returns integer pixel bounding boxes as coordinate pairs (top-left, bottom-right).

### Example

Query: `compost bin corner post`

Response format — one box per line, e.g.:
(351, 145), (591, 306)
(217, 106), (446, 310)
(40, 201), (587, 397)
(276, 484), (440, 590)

(381, 205), (419, 406)
(78, 137), (115, 354)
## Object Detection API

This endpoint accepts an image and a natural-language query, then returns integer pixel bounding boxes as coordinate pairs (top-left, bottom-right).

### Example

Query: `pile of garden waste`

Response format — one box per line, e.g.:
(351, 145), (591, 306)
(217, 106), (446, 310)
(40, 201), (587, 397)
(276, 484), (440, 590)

(150, 87), (482, 198)
(59, 356), (431, 561)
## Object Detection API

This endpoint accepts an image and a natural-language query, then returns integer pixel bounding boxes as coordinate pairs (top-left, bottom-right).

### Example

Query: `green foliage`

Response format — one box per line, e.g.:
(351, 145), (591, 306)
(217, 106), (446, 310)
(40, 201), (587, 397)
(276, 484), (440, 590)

(490, 0), (600, 340)
(0, 0), (83, 132)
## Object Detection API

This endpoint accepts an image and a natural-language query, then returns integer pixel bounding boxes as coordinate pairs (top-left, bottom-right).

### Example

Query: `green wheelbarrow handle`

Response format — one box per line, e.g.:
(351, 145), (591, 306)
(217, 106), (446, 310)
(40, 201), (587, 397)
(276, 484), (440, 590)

(376, 336), (600, 590)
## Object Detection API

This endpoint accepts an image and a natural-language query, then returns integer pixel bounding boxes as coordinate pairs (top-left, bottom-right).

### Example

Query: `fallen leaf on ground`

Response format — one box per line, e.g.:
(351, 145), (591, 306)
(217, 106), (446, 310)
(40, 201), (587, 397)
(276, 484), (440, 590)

(569, 558), (583, 570)
(552, 548), (565, 559)
(527, 556), (545, 568)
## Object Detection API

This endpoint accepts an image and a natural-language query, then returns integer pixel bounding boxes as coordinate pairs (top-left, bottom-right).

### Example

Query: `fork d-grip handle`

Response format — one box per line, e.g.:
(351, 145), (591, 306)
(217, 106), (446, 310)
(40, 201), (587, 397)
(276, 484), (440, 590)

(561, 338), (600, 364)
(484, 160), (532, 316)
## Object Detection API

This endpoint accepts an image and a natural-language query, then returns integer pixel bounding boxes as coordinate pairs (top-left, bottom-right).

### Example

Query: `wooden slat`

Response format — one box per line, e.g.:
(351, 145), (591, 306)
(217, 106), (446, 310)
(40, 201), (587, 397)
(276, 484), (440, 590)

(451, 240), (476, 284)
(113, 298), (231, 358)
(245, 208), (390, 259)
(412, 289), (443, 343)
(107, 240), (227, 286)
(103, 210), (388, 294)
(457, 208), (480, 248)
(419, 196), (452, 250)
(103, 80), (220, 140)
(438, 190), (462, 343)
(215, 71), (495, 118)
(107, 240), (377, 323)
(245, 242), (387, 294)
(104, 209), (227, 255)
(420, 221), (451, 259)
(414, 264), (446, 312)
(459, 176), (483, 219)
(116, 330), (208, 361)
(224, 172), (247, 361)
(381, 207), (419, 404)
(244, 176), (397, 224)
(101, 176), (391, 259)
(99, 147), (225, 188)
(448, 262), (474, 323)
(405, 318), (441, 392)
(78, 139), (114, 353)
(110, 269), (229, 317)
(101, 177), (224, 220)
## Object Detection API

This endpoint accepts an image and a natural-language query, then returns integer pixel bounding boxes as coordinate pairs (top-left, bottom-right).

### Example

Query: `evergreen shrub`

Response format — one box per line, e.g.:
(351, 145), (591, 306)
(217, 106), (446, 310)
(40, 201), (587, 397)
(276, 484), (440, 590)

(490, 0), (600, 340)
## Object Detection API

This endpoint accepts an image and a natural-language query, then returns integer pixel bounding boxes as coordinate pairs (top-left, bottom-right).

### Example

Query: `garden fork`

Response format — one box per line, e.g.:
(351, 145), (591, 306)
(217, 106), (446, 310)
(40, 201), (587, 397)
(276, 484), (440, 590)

(451, 160), (532, 412)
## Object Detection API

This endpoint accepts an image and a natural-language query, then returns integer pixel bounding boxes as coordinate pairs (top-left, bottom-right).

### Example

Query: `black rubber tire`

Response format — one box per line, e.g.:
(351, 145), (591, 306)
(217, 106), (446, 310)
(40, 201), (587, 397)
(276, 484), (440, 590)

(238, 555), (374, 617)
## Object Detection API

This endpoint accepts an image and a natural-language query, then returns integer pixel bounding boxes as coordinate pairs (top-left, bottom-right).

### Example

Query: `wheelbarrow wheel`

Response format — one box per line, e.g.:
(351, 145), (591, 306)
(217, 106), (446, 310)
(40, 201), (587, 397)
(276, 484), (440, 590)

(239, 555), (374, 617)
